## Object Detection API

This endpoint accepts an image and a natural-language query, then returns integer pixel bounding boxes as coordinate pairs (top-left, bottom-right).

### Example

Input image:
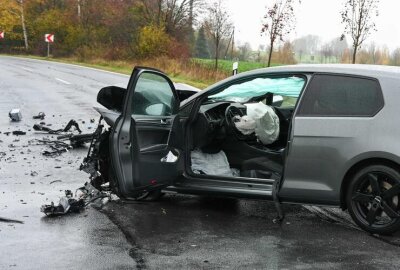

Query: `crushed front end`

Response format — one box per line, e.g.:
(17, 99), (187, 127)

(80, 117), (113, 191)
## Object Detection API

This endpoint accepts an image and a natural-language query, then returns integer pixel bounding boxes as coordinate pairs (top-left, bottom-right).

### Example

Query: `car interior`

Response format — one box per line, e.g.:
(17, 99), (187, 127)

(187, 75), (306, 181)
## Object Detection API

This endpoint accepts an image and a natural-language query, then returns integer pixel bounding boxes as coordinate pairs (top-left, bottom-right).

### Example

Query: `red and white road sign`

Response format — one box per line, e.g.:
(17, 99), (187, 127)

(0, 31), (4, 39)
(45, 34), (54, 43)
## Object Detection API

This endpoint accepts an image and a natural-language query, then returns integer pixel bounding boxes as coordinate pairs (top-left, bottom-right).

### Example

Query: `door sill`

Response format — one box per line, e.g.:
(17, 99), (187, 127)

(184, 170), (276, 185)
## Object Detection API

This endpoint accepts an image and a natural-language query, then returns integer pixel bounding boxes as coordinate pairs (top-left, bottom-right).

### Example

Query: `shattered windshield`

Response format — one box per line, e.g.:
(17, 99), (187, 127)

(208, 76), (306, 103)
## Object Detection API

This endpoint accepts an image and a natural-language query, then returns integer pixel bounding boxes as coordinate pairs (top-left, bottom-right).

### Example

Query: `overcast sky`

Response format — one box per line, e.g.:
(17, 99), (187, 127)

(223, 0), (400, 50)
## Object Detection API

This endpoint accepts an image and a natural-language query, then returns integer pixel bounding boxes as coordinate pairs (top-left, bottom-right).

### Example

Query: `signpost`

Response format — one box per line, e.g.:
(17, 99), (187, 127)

(0, 31), (4, 39)
(232, 61), (238, 75)
(45, 34), (54, 57)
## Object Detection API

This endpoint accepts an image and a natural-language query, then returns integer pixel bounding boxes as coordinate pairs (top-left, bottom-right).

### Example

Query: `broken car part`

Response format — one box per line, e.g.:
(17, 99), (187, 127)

(40, 183), (109, 217)
(79, 118), (110, 190)
(57, 133), (95, 148)
(9, 108), (22, 121)
(12, 130), (26, 136)
(0, 217), (24, 224)
(33, 119), (82, 134)
(32, 112), (46, 120)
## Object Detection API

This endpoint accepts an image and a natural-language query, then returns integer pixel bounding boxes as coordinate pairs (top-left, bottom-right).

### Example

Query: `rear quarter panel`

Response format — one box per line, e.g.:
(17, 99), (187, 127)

(280, 75), (400, 205)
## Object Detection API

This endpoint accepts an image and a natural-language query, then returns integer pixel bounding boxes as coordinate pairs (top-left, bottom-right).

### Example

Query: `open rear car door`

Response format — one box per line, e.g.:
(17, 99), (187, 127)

(109, 67), (183, 198)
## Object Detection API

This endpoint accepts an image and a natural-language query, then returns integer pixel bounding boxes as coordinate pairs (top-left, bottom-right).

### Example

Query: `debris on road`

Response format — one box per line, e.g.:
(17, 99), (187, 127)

(33, 119), (82, 134)
(31, 138), (71, 157)
(57, 133), (95, 148)
(0, 216), (24, 224)
(49, 180), (62, 184)
(41, 183), (110, 217)
(32, 112), (45, 120)
(9, 109), (22, 122)
(12, 130), (26, 136)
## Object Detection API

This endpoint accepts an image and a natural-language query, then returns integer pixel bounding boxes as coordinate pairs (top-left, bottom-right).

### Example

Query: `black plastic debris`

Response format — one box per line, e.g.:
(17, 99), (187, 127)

(57, 133), (95, 148)
(33, 119), (82, 134)
(41, 183), (109, 217)
(32, 112), (46, 120)
(0, 217), (24, 224)
(41, 190), (85, 216)
(49, 180), (62, 184)
(31, 139), (72, 157)
(12, 130), (26, 136)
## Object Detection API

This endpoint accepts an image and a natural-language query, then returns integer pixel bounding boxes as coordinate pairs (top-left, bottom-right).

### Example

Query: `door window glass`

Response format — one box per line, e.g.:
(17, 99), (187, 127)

(132, 72), (177, 116)
(298, 75), (384, 116)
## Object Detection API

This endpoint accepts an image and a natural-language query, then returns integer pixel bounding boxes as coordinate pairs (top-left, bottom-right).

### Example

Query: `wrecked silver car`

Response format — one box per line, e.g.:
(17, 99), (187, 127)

(81, 65), (400, 235)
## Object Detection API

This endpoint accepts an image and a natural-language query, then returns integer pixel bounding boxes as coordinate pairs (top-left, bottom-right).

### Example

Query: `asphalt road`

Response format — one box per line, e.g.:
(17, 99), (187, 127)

(0, 56), (399, 270)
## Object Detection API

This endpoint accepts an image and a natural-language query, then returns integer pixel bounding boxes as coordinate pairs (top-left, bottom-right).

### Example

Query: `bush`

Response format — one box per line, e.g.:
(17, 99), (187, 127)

(136, 25), (171, 58)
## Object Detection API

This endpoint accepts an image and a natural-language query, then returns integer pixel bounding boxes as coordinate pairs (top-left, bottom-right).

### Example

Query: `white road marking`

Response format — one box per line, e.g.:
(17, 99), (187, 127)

(55, 78), (71, 85)
(21, 67), (33, 72)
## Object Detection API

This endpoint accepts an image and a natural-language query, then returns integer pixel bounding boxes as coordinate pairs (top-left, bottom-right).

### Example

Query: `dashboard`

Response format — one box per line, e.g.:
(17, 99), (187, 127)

(192, 101), (294, 151)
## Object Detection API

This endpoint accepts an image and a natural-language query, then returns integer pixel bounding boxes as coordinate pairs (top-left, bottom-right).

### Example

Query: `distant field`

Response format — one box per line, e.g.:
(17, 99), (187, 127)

(193, 58), (281, 73)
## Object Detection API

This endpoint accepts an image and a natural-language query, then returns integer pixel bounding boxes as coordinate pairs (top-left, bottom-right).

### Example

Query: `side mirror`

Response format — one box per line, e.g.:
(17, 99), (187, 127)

(97, 86), (126, 112)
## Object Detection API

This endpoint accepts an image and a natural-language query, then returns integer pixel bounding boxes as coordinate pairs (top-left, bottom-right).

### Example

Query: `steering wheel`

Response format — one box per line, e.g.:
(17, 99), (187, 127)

(225, 104), (256, 141)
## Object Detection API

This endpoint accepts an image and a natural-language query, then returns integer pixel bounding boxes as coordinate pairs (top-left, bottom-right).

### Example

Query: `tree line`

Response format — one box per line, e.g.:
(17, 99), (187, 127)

(0, 0), (394, 69)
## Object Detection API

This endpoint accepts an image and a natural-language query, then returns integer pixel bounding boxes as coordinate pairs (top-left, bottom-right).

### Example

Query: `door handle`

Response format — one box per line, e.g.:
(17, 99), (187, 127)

(160, 119), (170, 124)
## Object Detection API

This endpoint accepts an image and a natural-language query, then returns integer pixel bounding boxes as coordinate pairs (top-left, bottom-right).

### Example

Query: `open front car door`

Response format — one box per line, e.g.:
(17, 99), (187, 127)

(110, 67), (183, 198)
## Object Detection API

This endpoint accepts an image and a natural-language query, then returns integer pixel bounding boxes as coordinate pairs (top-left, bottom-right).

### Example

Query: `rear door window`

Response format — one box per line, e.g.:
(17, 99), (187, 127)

(298, 74), (384, 117)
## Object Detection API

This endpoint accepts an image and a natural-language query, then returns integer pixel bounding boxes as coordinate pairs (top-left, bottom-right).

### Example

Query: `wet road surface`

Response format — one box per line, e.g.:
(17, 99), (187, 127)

(0, 56), (399, 269)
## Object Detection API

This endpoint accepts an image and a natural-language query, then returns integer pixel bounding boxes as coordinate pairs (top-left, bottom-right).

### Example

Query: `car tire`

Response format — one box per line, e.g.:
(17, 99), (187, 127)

(346, 164), (400, 235)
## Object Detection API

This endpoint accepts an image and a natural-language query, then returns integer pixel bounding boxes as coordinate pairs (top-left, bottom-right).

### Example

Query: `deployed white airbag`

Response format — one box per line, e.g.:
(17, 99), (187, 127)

(233, 115), (257, 135)
(244, 102), (280, 145)
(191, 149), (234, 176)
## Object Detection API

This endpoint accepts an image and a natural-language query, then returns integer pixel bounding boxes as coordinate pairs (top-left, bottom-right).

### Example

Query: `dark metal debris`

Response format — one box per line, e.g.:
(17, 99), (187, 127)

(33, 119), (82, 134)
(32, 112), (46, 120)
(50, 180), (62, 184)
(12, 130), (26, 136)
(0, 217), (24, 224)
(41, 183), (109, 217)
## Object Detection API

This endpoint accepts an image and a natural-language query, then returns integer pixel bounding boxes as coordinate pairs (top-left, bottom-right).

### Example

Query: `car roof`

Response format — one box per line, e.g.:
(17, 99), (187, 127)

(241, 64), (400, 78)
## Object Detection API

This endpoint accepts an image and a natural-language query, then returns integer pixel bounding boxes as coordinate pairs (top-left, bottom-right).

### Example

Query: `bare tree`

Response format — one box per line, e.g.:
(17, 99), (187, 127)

(293, 35), (321, 62)
(18, 0), (28, 51)
(320, 43), (333, 63)
(340, 0), (379, 64)
(391, 48), (400, 66)
(204, 0), (232, 70)
(238, 42), (252, 61)
(138, 0), (203, 41)
(328, 36), (349, 61)
(261, 0), (298, 67)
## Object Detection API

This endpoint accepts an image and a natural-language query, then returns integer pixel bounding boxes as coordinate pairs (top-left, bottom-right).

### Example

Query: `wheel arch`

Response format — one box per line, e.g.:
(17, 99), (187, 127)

(340, 156), (400, 210)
